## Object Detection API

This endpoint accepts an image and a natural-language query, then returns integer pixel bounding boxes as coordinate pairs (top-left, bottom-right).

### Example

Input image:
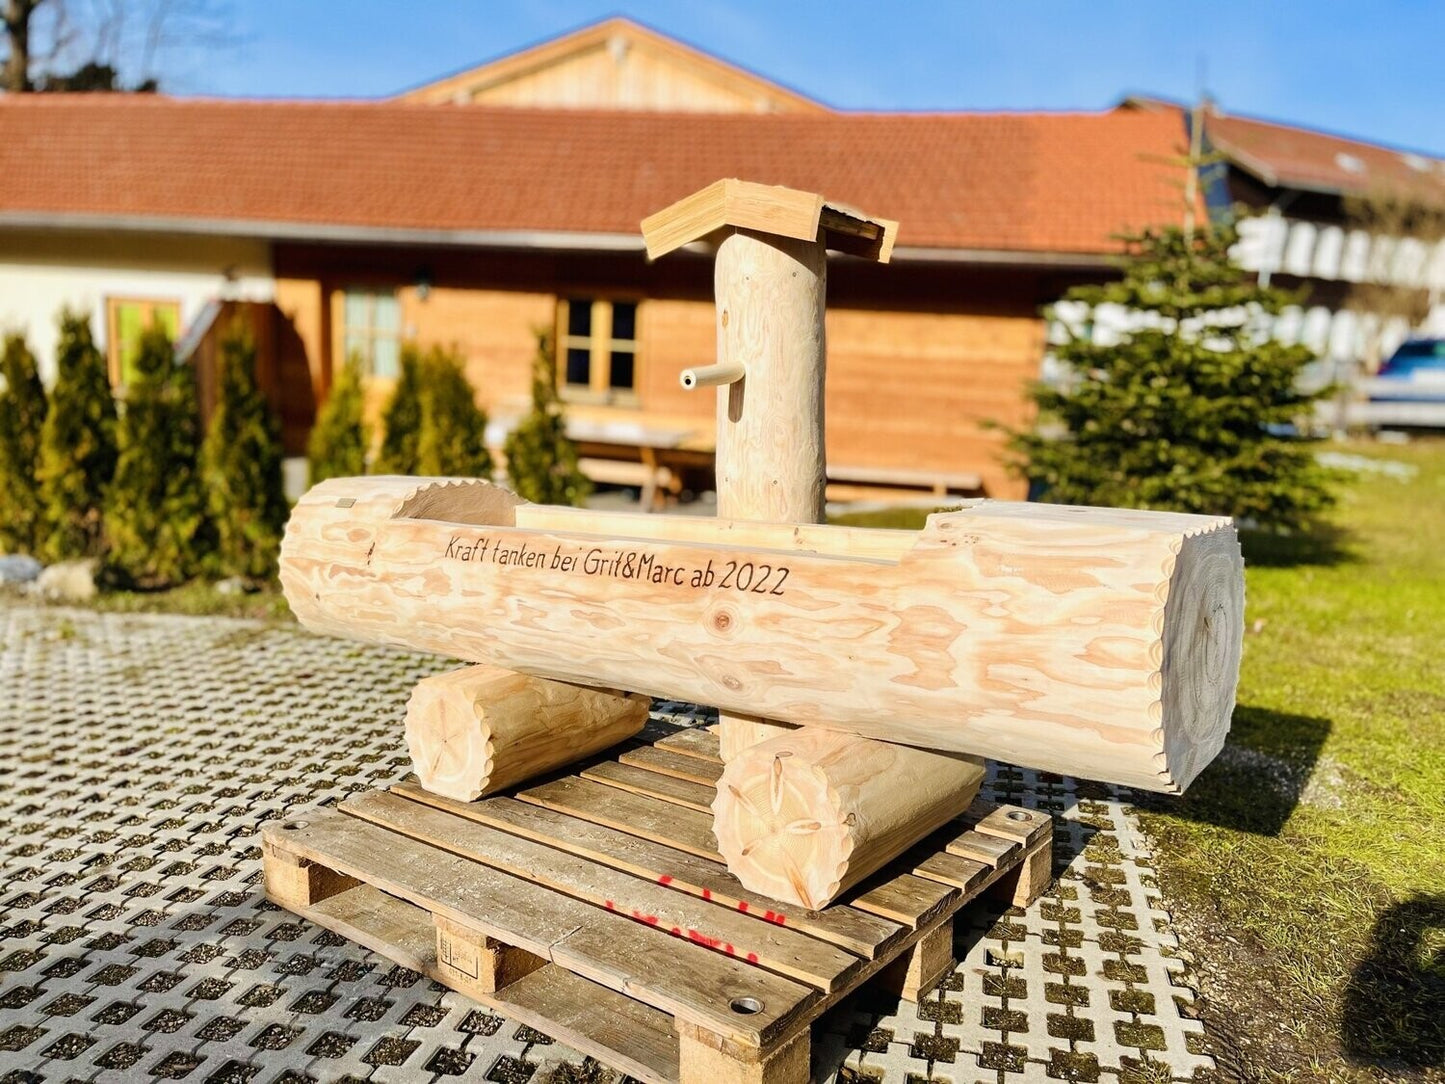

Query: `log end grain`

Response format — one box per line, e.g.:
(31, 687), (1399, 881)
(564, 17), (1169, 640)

(1155, 519), (1246, 793)
(405, 665), (650, 803)
(713, 729), (986, 910)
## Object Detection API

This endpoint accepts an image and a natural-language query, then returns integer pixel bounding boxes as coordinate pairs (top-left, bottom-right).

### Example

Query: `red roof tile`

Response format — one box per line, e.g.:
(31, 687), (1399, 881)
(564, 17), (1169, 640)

(0, 95), (1195, 254)
(1205, 111), (1445, 200)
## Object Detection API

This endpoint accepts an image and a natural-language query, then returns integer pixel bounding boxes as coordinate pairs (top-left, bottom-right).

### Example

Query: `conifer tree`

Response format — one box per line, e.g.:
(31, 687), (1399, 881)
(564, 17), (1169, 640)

(503, 330), (590, 505)
(36, 309), (117, 561)
(375, 345), (423, 474)
(1005, 224), (1336, 529)
(307, 353), (370, 483)
(199, 322), (288, 578)
(0, 333), (48, 554)
(103, 325), (206, 586)
(415, 345), (493, 478)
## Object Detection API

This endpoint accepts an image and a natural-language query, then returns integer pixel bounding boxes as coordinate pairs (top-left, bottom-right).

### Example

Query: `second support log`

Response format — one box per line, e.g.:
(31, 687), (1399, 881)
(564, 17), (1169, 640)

(712, 727), (987, 909)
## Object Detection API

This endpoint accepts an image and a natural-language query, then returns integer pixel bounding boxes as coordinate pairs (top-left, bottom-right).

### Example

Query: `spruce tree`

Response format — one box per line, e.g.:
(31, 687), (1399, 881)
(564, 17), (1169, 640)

(200, 322), (288, 579)
(307, 354), (370, 483)
(36, 309), (117, 561)
(1005, 224), (1336, 529)
(376, 345), (424, 474)
(0, 333), (48, 554)
(103, 325), (207, 586)
(503, 330), (591, 505)
(415, 346), (493, 478)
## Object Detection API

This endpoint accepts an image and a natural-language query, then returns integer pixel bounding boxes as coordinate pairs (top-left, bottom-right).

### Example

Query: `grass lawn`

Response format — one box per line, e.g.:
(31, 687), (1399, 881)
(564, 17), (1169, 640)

(39, 579), (295, 622)
(1136, 442), (1444, 1083)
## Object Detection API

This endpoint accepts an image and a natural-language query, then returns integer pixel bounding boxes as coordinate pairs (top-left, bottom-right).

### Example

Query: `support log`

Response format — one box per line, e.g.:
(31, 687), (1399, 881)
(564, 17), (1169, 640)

(712, 728), (986, 909)
(405, 665), (650, 802)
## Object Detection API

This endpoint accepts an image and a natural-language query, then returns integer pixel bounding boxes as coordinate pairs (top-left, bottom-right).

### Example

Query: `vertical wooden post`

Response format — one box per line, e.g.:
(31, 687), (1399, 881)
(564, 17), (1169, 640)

(712, 229), (827, 524)
(713, 229), (826, 759)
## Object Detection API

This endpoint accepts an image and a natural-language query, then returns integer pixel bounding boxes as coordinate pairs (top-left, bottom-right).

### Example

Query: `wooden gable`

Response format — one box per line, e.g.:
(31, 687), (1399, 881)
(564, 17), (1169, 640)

(397, 17), (828, 114)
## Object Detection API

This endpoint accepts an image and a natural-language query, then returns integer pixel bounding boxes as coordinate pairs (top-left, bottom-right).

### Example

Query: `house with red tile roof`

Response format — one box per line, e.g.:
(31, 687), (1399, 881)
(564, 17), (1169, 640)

(1122, 97), (1445, 373)
(1, 18), (1436, 499)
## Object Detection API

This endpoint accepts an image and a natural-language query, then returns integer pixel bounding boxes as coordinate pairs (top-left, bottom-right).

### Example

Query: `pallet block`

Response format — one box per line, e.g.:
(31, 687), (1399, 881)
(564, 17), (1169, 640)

(262, 728), (1052, 1084)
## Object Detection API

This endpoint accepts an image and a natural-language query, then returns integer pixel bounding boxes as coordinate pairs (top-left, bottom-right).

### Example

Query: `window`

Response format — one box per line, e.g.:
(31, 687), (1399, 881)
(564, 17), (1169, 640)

(342, 289), (402, 378)
(557, 298), (638, 403)
(106, 298), (180, 388)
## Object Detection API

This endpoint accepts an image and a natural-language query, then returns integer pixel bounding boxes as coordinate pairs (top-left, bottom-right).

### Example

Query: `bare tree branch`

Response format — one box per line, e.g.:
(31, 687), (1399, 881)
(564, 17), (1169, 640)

(4, 0), (232, 91)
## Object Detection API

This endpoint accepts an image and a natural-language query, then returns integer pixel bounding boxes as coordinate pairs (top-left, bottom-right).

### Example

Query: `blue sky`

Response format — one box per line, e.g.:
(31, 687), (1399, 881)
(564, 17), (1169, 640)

(173, 0), (1444, 156)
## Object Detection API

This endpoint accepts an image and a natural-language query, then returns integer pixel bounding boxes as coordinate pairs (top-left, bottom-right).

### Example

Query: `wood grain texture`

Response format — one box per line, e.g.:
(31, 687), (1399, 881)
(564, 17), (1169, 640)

(712, 228), (827, 525)
(404, 664), (649, 801)
(719, 715), (797, 764)
(342, 790), (861, 992)
(712, 729), (986, 909)
(280, 475), (1244, 792)
(391, 780), (905, 960)
(303, 885), (680, 1084)
(711, 225), (830, 765)
(640, 178), (896, 263)
(260, 809), (817, 1048)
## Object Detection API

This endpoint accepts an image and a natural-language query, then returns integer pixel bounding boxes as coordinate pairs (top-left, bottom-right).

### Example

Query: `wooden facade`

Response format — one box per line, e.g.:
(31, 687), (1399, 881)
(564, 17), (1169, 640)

(272, 242), (1093, 500)
(398, 17), (827, 114)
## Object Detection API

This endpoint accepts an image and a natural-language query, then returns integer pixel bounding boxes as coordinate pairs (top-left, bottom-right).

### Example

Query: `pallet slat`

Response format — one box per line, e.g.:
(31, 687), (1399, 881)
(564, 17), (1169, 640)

(262, 811), (817, 1046)
(967, 800), (1052, 849)
(619, 745), (725, 786)
(392, 780), (903, 960)
(308, 885), (679, 1084)
(654, 727), (724, 763)
(945, 829), (1019, 867)
(846, 874), (957, 929)
(342, 790), (861, 992)
(582, 760), (716, 813)
(520, 775), (722, 860)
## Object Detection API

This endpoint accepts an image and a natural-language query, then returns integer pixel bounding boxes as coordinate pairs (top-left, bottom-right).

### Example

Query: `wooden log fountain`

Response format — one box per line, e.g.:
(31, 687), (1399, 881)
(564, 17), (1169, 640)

(279, 473), (1243, 795)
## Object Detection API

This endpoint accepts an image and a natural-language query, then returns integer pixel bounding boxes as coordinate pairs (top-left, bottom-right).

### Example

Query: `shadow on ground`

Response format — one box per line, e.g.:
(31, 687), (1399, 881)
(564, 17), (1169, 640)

(1238, 523), (1355, 569)
(1136, 705), (1333, 837)
(1342, 892), (1445, 1072)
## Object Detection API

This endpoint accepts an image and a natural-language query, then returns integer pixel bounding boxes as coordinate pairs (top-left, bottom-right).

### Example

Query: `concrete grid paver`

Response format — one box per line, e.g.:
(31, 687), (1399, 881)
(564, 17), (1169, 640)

(0, 605), (1211, 1082)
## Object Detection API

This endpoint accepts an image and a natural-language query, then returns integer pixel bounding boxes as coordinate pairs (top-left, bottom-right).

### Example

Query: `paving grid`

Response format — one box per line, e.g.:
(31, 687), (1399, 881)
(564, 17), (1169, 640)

(0, 605), (1213, 1084)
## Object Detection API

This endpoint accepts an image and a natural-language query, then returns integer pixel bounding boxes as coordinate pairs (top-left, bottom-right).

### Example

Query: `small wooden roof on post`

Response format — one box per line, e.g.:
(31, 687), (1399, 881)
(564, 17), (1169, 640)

(641, 178), (899, 264)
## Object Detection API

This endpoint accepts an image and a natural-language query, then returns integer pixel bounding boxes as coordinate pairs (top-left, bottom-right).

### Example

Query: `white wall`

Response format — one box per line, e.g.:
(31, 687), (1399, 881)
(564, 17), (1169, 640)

(1234, 214), (1445, 292)
(0, 229), (273, 384)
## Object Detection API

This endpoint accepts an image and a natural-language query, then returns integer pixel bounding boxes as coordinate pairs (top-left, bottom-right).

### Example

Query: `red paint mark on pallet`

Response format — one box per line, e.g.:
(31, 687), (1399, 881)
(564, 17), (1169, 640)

(658, 874), (674, 886)
(604, 900), (615, 910)
(687, 929), (722, 950)
(737, 901), (749, 914)
(701, 888), (712, 901)
(632, 910), (660, 925)
(764, 910), (787, 926)
(746, 952), (759, 964)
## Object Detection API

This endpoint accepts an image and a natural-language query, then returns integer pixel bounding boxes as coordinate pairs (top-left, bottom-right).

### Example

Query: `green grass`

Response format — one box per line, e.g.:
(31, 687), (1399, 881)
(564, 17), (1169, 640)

(1136, 441), (1445, 1082)
(829, 505), (939, 530)
(77, 579), (293, 622)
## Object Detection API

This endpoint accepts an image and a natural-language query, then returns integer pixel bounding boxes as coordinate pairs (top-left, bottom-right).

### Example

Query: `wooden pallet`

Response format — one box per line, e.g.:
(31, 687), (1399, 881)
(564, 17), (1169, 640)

(262, 728), (1052, 1084)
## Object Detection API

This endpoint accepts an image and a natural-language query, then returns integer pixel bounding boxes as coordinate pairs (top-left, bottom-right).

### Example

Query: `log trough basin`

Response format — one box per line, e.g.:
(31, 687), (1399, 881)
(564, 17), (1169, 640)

(280, 476), (1244, 794)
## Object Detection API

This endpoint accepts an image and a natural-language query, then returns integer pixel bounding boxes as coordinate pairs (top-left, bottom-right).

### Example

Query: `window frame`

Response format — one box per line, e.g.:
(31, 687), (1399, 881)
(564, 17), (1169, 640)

(105, 297), (181, 389)
(555, 297), (640, 407)
(340, 287), (403, 380)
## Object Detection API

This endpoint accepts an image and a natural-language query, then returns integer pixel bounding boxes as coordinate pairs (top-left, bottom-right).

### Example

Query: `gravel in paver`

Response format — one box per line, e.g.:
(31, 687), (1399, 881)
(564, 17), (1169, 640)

(0, 604), (1212, 1081)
